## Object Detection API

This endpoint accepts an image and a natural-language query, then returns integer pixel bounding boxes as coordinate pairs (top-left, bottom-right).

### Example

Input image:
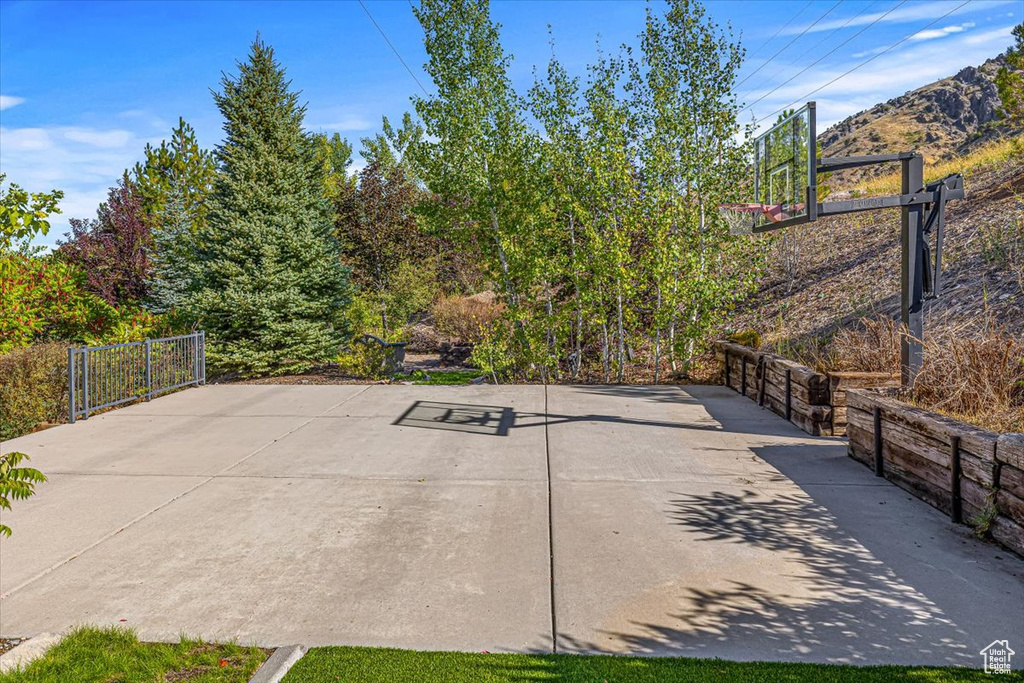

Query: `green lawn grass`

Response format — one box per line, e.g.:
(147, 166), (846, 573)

(402, 369), (483, 385)
(0, 626), (267, 683)
(283, 647), (1016, 682)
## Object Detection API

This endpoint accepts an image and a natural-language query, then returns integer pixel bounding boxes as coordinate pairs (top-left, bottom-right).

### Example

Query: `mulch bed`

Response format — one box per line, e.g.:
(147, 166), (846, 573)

(0, 637), (26, 656)
(226, 370), (376, 385)
(220, 353), (475, 385)
(212, 351), (720, 387)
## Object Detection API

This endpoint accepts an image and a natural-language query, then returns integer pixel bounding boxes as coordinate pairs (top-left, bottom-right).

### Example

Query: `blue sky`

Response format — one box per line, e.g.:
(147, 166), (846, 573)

(0, 0), (1018, 246)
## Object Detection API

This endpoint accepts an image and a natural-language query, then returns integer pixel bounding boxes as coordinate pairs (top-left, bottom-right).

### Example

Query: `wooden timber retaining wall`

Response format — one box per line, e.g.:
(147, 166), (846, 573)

(715, 341), (898, 436)
(715, 340), (1024, 557)
(846, 389), (1024, 558)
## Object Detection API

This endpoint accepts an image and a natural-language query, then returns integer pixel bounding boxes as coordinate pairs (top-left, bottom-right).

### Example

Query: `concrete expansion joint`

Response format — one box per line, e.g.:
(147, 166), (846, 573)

(544, 383), (558, 655)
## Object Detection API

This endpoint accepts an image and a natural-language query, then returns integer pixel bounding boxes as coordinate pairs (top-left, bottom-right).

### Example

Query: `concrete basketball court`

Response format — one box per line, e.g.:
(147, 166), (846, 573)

(1, 383), (1021, 668)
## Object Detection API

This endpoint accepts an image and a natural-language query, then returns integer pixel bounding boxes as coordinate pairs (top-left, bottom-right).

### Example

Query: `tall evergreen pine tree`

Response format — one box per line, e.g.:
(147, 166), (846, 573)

(148, 186), (194, 315)
(192, 39), (352, 376)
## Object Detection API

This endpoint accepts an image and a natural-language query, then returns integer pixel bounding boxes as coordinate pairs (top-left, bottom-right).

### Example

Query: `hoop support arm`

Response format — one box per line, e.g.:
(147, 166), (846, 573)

(816, 177), (963, 218)
(818, 152), (919, 173)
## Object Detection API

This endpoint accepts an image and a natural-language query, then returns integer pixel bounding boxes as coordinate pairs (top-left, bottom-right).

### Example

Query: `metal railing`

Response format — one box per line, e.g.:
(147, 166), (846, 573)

(68, 331), (205, 423)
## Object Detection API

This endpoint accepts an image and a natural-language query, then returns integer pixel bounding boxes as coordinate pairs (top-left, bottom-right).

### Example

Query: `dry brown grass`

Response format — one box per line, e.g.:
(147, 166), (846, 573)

(831, 317), (902, 373)
(431, 292), (506, 344)
(977, 193), (1024, 294)
(914, 327), (1024, 433)
(760, 325), (836, 374)
(857, 138), (1020, 197)
(806, 317), (1024, 432)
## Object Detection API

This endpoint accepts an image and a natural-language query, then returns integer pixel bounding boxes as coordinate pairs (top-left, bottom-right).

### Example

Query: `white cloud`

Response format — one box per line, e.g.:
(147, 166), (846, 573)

(910, 22), (976, 41)
(746, 22), (1017, 133)
(306, 105), (376, 133)
(963, 23), (1017, 44)
(0, 124), (158, 245)
(0, 95), (25, 111)
(0, 127), (52, 151)
(63, 128), (135, 148)
(116, 109), (171, 131)
(782, 0), (1012, 35)
(1, 126), (137, 154)
(851, 45), (889, 59)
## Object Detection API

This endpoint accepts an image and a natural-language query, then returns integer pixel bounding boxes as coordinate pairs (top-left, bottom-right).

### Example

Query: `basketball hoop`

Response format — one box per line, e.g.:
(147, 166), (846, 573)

(719, 205), (754, 235)
(727, 99), (965, 389)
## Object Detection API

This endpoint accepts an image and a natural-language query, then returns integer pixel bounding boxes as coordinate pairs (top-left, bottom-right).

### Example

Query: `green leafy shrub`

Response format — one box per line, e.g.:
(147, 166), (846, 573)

(384, 260), (440, 333)
(345, 292), (384, 341)
(0, 451), (46, 536)
(0, 173), (63, 253)
(335, 342), (393, 380)
(0, 254), (120, 352)
(346, 261), (439, 341)
(725, 329), (761, 349)
(0, 252), (162, 351)
(96, 307), (162, 345)
(470, 318), (517, 382)
(0, 343), (69, 441)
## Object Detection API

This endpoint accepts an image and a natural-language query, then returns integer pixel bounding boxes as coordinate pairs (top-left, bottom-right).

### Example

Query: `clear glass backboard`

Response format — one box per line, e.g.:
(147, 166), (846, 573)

(721, 102), (817, 234)
(754, 102), (816, 230)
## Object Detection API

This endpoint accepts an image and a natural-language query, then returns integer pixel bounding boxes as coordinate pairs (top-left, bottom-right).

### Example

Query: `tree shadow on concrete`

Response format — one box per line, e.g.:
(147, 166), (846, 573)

(578, 485), (975, 666)
(540, 391), (985, 665)
(701, 390), (1023, 659)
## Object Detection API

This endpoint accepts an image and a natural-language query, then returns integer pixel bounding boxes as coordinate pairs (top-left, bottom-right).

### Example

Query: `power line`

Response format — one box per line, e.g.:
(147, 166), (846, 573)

(738, 0), (881, 101)
(744, 0), (815, 62)
(358, 0), (429, 96)
(740, 0), (906, 115)
(756, 0), (971, 125)
(736, 0), (844, 88)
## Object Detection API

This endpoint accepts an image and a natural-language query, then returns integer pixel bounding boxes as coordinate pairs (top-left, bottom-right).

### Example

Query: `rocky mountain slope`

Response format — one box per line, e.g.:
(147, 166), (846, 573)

(819, 55), (1021, 183)
(733, 53), (1024, 356)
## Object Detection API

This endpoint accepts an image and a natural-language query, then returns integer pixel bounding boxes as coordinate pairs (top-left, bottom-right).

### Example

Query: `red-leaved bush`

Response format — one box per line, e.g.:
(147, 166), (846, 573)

(58, 175), (153, 306)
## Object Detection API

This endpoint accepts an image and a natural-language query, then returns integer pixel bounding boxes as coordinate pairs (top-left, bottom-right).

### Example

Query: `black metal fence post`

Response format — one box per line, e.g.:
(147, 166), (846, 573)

(145, 339), (152, 401)
(68, 347), (76, 424)
(82, 348), (90, 419)
(901, 154), (925, 388)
